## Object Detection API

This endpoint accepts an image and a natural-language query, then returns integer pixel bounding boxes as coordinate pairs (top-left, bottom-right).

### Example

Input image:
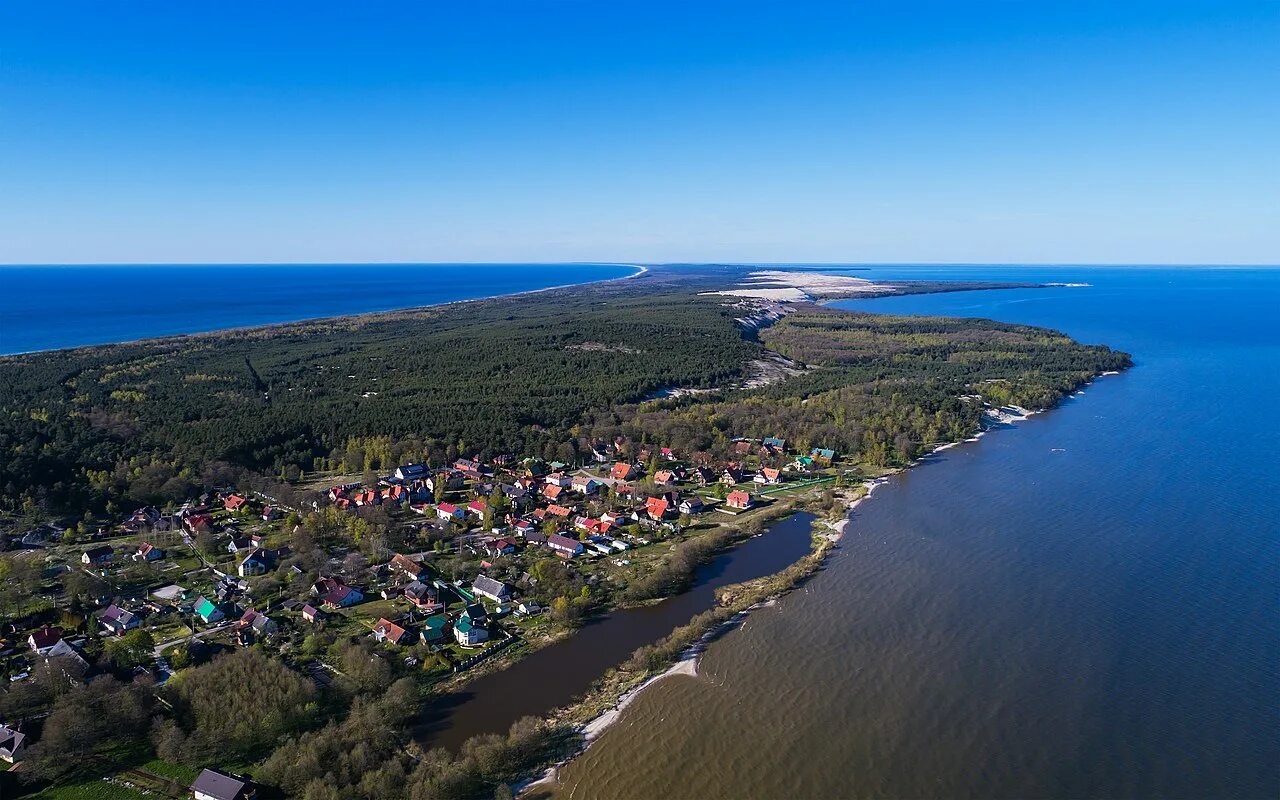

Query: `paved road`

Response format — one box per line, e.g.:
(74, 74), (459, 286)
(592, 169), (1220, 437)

(151, 621), (234, 656)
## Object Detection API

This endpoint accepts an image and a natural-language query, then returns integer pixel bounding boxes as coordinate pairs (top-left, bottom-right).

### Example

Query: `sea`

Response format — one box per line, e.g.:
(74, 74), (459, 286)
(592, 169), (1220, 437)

(0, 263), (639, 355)
(550, 266), (1280, 800)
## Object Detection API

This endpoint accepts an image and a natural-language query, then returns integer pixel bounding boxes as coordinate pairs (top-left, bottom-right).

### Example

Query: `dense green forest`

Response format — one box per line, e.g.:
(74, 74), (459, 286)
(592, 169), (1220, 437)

(0, 272), (1129, 519)
(584, 305), (1131, 466)
(0, 286), (754, 515)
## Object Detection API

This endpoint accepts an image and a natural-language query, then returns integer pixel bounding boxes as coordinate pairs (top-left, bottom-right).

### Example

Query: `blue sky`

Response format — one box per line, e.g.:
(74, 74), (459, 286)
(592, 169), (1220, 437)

(2, 1), (1277, 264)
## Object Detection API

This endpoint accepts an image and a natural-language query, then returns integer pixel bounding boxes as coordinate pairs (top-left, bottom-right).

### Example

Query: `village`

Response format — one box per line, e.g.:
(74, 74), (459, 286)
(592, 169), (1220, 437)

(0, 434), (847, 797)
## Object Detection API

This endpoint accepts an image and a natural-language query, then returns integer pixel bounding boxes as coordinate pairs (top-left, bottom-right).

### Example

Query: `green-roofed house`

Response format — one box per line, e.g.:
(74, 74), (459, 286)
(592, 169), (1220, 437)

(420, 614), (450, 645)
(811, 448), (836, 464)
(453, 617), (489, 647)
(194, 596), (224, 624)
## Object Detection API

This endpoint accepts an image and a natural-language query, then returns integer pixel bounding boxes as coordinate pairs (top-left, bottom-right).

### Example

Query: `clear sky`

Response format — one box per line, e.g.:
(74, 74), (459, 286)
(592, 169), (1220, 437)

(2, 1), (1277, 264)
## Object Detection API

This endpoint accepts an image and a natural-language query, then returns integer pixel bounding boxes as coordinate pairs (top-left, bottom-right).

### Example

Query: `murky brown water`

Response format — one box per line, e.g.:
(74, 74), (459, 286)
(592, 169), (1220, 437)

(416, 513), (816, 751)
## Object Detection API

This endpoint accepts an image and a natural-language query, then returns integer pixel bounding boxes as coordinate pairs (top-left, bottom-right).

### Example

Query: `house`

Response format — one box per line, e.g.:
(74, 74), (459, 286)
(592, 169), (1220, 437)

(693, 466), (717, 486)
(645, 496), (671, 520)
(428, 470), (465, 493)
(226, 536), (253, 554)
(237, 609), (278, 639)
(726, 490), (753, 510)
(183, 513), (214, 534)
(652, 470), (676, 486)
(394, 463), (429, 482)
(513, 519), (536, 537)
(373, 618), (411, 645)
(420, 614), (450, 644)
(660, 447), (676, 460)
(546, 504), (573, 518)
(260, 505), (279, 522)
(301, 604), (324, 624)
(547, 533), (585, 557)
(516, 601), (541, 615)
(404, 581), (444, 613)
(453, 617), (489, 647)
(223, 494), (249, 512)
(193, 596), (225, 623)
(485, 538), (517, 557)
(134, 542), (164, 562)
(27, 625), (64, 655)
(542, 483), (565, 501)
(790, 455), (816, 471)
(237, 548), (275, 577)
(453, 457), (486, 476)
(679, 496), (705, 515)
(754, 467), (783, 485)
(99, 604), (141, 635)
(0, 723), (26, 763)
(467, 500), (488, 519)
(389, 553), (428, 582)
(191, 768), (257, 800)
(44, 638), (90, 670)
(811, 447), (836, 464)
(435, 502), (465, 521)
(81, 545), (114, 566)
(733, 440), (754, 455)
(472, 574), (511, 602)
(570, 475), (601, 495)
(544, 471), (572, 488)
(763, 437), (786, 450)
(611, 462), (639, 481)
(461, 602), (488, 624)
(314, 578), (363, 609)
(720, 467), (744, 486)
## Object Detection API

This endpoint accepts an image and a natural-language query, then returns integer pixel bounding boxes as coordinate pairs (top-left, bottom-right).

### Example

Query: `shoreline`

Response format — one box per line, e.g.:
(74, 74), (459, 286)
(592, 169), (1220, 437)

(0, 263), (649, 358)
(519, 371), (1125, 797)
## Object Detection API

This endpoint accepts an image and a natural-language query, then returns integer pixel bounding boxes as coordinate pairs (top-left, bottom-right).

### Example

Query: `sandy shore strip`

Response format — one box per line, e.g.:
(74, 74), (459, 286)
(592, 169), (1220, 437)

(703, 269), (897, 301)
(520, 634), (705, 795)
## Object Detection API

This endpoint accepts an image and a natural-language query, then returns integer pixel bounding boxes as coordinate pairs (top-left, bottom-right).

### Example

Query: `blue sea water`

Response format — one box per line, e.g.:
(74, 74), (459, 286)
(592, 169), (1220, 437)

(826, 267), (1280, 797)
(0, 262), (639, 355)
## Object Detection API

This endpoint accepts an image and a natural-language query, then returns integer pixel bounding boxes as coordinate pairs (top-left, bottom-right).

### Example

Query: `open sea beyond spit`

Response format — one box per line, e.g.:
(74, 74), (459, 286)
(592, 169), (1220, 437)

(0, 263), (639, 355)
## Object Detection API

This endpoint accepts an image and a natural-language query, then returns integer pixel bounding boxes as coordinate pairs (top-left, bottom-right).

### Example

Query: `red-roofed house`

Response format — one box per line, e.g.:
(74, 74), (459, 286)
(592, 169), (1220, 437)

(611, 463), (639, 481)
(389, 553), (428, 582)
(546, 504), (573, 518)
(28, 625), (64, 655)
(645, 496), (671, 520)
(436, 503), (464, 521)
(224, 494), (248, 511)
(467, 500), (488, 519)
(754, 467), (783, 485)
(726, 490), (753, 510)
(373, 618), (411, 645)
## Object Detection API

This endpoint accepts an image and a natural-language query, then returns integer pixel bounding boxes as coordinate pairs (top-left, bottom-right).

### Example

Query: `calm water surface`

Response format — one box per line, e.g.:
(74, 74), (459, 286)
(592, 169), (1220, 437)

(417, 512), (816, 752)
(0, 262), (638, 354)
(554, 267), (1280, 799)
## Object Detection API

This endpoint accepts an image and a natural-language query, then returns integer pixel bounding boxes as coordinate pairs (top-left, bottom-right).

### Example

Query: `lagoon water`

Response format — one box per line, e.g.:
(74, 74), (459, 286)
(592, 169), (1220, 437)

(552, 267), (1280, 799)
(0, 263), (638, 355)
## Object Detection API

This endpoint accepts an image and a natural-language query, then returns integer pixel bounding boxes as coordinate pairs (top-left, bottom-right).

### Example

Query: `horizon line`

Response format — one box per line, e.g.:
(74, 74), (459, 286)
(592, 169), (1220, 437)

(1, 261), (1278, 268)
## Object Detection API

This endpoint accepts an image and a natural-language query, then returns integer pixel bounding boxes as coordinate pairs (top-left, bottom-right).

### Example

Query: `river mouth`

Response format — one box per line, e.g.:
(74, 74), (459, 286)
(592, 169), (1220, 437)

(414, 511), (818, 752)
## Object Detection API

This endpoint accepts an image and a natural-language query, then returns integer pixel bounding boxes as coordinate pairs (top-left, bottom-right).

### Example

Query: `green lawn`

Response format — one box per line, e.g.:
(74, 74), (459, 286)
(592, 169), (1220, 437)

(33, 780), (150, 800)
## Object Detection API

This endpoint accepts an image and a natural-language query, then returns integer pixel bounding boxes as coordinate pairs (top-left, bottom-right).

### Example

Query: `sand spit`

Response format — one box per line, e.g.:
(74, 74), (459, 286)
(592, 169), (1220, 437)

(705, 269), (897, 301)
